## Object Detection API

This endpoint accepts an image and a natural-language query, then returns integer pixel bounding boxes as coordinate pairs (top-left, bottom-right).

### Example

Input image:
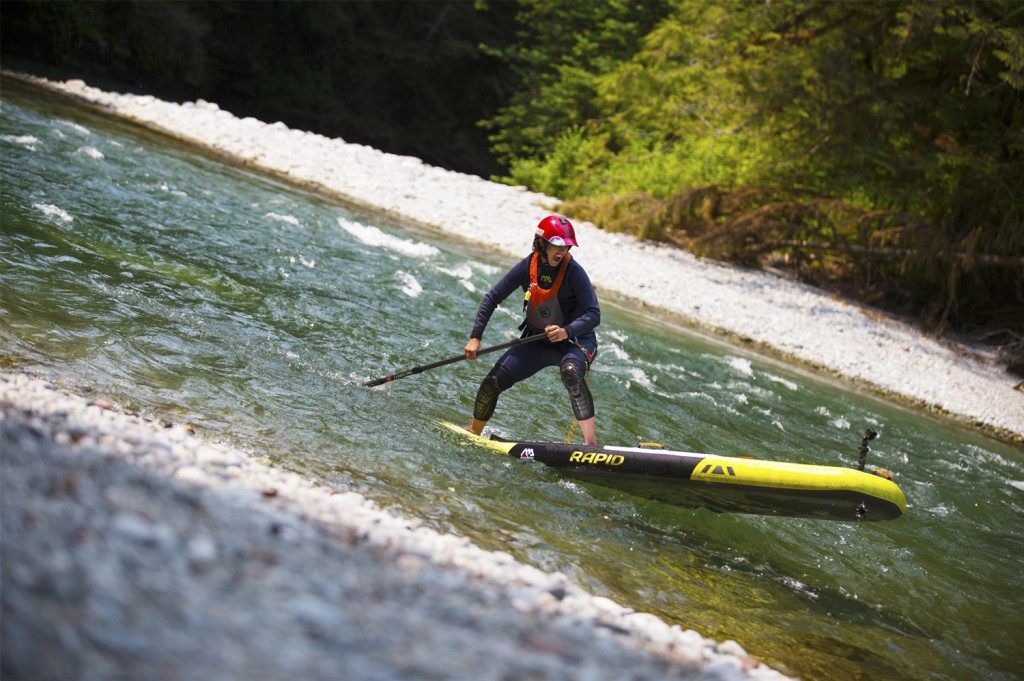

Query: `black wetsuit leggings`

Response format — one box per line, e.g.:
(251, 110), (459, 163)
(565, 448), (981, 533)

(473, 340), (596, 423)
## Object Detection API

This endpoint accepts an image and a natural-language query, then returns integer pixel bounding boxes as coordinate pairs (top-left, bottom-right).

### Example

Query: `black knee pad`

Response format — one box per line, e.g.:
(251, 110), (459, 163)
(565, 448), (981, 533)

(560, 358), (594, 421)
(560, 358), (585, 390)
(473, 366), (513, 421)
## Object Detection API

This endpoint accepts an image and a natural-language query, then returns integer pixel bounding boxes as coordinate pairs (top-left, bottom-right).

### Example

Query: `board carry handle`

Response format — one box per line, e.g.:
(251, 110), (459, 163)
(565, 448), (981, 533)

(363, 333), (547, 387)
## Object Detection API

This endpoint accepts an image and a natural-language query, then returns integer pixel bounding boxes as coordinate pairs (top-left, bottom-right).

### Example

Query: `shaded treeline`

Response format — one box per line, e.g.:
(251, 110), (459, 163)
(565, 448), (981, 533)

(2, 0), (1022, 364)
(1, 0), (517, 177)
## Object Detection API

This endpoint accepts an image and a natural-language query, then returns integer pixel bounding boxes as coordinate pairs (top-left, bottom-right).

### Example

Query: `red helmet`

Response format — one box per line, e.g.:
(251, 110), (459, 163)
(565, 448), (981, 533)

(535, 215), (578, 247)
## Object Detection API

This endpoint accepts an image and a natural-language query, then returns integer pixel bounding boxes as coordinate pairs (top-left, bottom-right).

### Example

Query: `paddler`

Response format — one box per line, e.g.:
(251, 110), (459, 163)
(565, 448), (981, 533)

(464, 215), (601, 444)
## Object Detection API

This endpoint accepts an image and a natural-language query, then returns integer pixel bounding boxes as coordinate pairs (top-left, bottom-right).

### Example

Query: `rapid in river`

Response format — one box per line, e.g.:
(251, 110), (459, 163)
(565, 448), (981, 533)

(2, 80), (1022, 680)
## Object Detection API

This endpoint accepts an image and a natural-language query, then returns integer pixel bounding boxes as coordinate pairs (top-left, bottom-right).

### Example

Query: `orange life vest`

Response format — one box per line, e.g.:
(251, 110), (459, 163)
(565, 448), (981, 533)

(524, 251), (571, 331)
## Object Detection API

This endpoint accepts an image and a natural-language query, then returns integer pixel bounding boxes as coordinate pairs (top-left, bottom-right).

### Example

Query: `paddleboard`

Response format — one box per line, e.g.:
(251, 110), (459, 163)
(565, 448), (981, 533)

(440, 422), (906, 521)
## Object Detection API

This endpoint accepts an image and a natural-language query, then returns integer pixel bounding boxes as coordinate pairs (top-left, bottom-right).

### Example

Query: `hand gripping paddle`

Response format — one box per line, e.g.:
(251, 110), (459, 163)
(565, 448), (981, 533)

(362, 333), (546, 387)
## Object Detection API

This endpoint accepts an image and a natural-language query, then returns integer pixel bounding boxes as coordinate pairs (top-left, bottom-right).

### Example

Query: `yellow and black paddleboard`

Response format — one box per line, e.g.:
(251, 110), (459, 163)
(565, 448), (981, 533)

(440, 422), (906, 521)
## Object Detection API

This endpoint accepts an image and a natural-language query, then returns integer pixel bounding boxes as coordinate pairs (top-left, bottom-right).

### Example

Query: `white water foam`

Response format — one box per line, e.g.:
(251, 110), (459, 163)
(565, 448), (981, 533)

(266, 212), (300, 226)
(396, 271), (423, 298)
(34, 203), (74, 225)
(2, 134), (38, 150)
(76, 146), (104, 159)
(726, 356), (754, 377)
(765, 374), (799, 391)
(448, 262), (477, 292)
(286, 255), (315, 269)
(599, 342), (631, 363)
(625, 366), (678, 400)
(61, 121), (91, 136)
(831, 417), (852, 430)
(470, 261), (501, 277)
(337, 217), (439, 258)
(159, 182), (188, 198)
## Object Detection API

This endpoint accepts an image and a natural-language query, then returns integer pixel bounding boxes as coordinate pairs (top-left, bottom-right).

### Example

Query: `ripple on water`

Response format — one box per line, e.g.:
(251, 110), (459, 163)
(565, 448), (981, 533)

(4, 82), (1023, 681)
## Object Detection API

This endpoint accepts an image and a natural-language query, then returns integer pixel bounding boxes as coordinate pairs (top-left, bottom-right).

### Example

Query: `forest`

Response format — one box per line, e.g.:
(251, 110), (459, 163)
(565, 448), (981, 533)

(2, 0), (1022, 369)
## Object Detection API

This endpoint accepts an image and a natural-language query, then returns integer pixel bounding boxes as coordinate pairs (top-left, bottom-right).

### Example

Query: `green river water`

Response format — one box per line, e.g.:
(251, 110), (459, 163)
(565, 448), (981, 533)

(2, 80), (1022, 680)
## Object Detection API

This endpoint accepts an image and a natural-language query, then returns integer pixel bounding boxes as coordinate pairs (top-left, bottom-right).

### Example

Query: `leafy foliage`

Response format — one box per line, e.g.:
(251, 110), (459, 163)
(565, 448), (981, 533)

(488, 0), (1023, 351)
(480, 0), (672, 168)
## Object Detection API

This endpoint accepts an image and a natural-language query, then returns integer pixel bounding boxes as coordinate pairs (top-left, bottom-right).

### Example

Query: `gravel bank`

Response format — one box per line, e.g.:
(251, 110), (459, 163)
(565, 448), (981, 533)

(5, 70), (1021, 445)
(1, 372), (788, 681)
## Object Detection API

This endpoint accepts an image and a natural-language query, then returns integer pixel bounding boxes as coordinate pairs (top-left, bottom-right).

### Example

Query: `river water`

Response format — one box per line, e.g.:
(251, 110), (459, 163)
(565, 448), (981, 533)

(3, 80), (1022, 680)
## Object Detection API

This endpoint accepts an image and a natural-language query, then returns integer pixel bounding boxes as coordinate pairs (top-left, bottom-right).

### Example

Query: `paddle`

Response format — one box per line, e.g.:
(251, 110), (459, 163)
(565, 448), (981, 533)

(362, 333), (547, 387)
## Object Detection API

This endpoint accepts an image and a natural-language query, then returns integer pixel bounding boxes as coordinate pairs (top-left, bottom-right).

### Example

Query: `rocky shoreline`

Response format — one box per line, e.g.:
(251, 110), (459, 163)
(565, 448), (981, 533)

(2, 372), (788, 680)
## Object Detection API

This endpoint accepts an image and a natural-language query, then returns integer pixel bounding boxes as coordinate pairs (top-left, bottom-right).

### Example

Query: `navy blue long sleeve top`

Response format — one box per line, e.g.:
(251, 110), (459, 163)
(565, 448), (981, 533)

(471, 254), (600, 348)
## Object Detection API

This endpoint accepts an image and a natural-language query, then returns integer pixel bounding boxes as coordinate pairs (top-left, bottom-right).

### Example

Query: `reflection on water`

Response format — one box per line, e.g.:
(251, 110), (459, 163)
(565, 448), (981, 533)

(2, 79), (1022, 680)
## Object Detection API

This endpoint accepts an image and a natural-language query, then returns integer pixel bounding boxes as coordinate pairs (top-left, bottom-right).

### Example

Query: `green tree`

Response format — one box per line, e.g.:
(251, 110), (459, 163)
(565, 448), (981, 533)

(482, 0), (672, 169)
(1, 0), (520, 176)
(493, 0), (1022, 339)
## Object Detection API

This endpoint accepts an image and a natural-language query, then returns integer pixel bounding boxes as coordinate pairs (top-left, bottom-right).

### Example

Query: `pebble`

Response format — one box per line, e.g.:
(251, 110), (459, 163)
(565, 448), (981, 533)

(186, 535), (218, 566)
(1, 371), (794, 680)
(174, 466), (207, 485)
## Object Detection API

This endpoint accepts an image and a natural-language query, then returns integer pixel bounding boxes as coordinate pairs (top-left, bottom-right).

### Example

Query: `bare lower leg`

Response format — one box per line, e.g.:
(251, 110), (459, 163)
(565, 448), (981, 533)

(579, 417), (597, 445)
(467, 417), (487, 435)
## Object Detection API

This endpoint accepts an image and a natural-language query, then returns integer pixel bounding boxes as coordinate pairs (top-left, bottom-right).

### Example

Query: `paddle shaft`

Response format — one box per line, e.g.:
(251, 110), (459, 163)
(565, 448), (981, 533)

(362, 333), (547, 387)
